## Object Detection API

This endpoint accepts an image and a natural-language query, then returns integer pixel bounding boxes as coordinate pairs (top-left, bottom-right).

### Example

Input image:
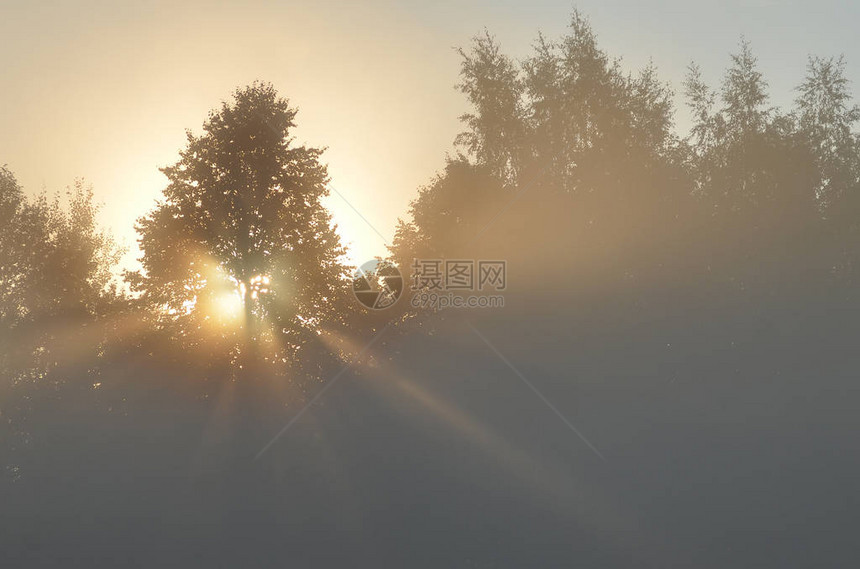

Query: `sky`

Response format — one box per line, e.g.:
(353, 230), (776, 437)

(2, 0), (859, 270)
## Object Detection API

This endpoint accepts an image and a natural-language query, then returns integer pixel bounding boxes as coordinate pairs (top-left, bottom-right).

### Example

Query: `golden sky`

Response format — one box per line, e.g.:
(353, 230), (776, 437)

(2, 0), (859, 269)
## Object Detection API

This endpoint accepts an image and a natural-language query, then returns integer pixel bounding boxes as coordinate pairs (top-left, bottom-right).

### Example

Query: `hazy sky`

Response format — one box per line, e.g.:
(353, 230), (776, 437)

(2, 0), (859, 268)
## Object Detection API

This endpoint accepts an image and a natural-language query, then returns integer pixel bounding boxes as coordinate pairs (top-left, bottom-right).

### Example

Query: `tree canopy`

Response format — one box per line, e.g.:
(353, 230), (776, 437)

(129, 83), (351, 374)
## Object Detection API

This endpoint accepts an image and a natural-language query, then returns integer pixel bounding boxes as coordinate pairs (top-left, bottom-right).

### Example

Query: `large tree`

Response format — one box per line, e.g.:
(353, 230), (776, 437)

(130, 83), (351, 372)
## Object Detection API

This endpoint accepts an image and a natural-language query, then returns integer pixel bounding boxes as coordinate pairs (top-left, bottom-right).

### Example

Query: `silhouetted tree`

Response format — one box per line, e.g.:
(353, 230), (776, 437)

(0, 171), (121, 380)
(794, 56), (860, 280)
(685, 40), (775, 213)
(1, 168), (122, 482)
(456, 31), (527, 185)
(518, 12), (676, 192)
(683, 41), (827, 292)
(390, 158), (507, 268)
(796, 56), (860, 209)
(723, 40), (771, 140)
(128, 83), (351, 375)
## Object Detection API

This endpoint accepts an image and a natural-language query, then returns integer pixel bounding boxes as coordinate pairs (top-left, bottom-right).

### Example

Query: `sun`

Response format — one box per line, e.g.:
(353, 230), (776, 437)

(194, 261), (274, 325)
(209, 274), (271, 321)
(213, 290), (244, 320)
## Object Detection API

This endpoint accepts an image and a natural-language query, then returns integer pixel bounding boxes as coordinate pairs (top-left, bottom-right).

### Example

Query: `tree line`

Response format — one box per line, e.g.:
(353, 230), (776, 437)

(4, 11), (860, 478)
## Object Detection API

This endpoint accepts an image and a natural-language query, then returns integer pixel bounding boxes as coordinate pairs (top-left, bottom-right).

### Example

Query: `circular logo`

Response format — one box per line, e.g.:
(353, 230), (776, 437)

(352, 259), (403, 310)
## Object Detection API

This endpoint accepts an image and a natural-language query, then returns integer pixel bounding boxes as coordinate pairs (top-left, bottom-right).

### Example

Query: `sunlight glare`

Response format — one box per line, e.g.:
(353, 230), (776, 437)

(214, 291), (243, 320)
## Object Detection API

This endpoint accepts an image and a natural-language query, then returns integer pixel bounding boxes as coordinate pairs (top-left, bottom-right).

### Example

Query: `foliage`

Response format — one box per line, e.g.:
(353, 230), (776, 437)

(128, 83), (352, 374)
(0, 170), (122, 379)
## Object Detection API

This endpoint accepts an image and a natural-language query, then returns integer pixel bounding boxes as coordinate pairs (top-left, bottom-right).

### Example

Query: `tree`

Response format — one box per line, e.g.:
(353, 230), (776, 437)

(683, 63), (724, 196)
(684, 40), (778, 215)
(456, 31), (527, 185)
(722, 39), (770, 140)
(0, 166), (26, 330)
(1, 170), (122, 483)
(522, 11), (623, 193)
(519, 11), (677, 195)
(683, 43), (827, 291)
(0, 171), (122, 378)
(796, 56), (860, 210)
(129, 83), (351, 374)
(389, 158), (507, 267)
(795, 56), (860, 279)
